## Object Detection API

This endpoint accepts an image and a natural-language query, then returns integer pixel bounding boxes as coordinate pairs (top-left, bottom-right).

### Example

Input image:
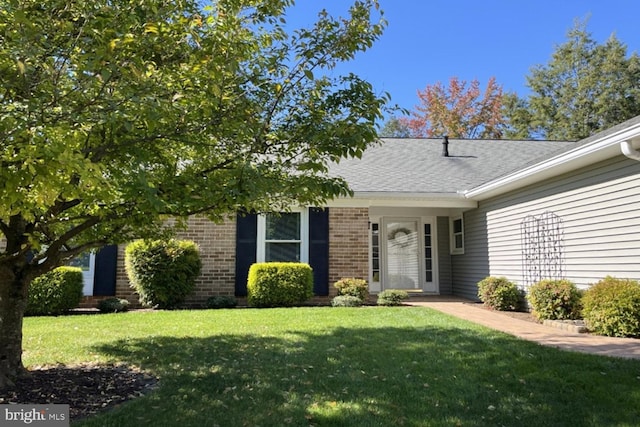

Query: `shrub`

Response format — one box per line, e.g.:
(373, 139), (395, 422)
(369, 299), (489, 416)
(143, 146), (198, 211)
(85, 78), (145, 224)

(125, 239), (201, 309)
(582, 276), (640, 338)
(26, 267), (84, 316)
(97, 297), (130, 313)
(477, 276), (521, 311)
(206, 295), (238, 309)
(331, 295), (363, 307)
(377, 289), (409, 306)
(527, 279), (582, 321)
(334, 278), (368, 301)
(247, 262), (313, 307)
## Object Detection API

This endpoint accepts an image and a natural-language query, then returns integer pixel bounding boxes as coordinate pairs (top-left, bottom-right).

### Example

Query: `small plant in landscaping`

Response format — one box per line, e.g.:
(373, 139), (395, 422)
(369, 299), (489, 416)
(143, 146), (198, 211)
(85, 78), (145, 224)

(527, 279), (582, 321)
(331, 295), (363, 307)
(125, 239), (202, 309)
(206, 295), (238, 309)
(477, 276), (521, 311)
(247, 262), (313, 307)
(582, 276), (640, 338)
(97, 297), (130, 313)
(334, 278), (369, 301)
(377, 289), (409, 306)
(26, 266), (84, 316)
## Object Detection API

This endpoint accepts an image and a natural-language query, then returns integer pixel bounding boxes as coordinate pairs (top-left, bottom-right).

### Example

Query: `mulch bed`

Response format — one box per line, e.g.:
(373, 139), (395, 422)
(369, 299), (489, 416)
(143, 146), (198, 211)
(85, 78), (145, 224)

(1, 364), (158, 422)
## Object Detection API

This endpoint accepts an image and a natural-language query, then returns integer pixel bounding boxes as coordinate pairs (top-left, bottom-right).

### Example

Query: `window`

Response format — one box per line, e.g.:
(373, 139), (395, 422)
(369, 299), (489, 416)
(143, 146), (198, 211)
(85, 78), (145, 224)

(257, 209), (308, 262)
(450, 216), (464, 255)
(371, 222), (380, 283)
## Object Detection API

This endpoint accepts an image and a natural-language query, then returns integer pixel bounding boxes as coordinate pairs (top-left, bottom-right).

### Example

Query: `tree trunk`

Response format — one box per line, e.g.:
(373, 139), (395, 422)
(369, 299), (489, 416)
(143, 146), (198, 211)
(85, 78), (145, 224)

(0, 263), (29, 389)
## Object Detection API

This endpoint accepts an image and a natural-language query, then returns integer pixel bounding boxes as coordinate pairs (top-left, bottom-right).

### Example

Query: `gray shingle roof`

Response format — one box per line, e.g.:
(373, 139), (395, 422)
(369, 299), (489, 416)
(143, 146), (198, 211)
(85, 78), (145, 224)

(328, 138), (580, 194)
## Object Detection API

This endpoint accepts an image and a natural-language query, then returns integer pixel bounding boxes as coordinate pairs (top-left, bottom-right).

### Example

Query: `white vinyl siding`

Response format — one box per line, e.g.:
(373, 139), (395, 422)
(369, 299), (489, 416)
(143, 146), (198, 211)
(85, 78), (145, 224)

(453, 155), (640, 298)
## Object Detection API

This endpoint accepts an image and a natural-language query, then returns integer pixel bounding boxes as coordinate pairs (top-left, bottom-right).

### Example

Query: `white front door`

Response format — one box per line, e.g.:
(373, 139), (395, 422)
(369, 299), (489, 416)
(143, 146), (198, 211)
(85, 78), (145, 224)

(379, 217), (437, 293)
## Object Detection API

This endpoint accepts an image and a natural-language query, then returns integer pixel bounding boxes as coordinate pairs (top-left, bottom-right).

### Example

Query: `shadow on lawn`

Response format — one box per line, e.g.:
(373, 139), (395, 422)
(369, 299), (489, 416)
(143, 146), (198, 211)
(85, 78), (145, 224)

(88, 324), (640, 426)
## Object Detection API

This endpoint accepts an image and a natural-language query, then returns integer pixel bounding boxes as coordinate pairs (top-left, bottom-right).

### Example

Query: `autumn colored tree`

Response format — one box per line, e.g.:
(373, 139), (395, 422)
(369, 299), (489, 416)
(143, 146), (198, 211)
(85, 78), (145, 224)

(401, 77), (505, 138)
(0, 0), (389, 388)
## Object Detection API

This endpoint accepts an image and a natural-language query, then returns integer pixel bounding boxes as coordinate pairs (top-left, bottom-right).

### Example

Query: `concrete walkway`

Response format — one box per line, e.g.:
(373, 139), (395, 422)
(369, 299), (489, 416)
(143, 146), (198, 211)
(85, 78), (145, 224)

(406, 297), (640, 360)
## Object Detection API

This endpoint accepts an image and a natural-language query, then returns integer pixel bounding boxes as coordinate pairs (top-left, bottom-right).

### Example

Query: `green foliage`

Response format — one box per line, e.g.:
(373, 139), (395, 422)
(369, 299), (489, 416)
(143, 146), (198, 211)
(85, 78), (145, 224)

(97, 297), (130, 313)
(379, 116), (412, 138)
(334, 278), (369, 301)
(377, 289), (409, 306)
(527, 279), (582, 321)
(477, 276), (521, 311)
(26, 267), (84, 316)
(582, 276), (640, 338)
(206, 296), (238, 309)
(125, 239), (201, 309)
(504, 20), (640, 140)
(247, 262), (314, 307)
(331, 295), (364, 307)
(0, 0), (391, 271)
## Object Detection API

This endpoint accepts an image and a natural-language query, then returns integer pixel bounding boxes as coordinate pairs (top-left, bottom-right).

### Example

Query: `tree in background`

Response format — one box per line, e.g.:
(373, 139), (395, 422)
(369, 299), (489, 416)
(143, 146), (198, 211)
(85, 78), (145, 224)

(504, 21), (640, 140)
(379, 116), (411, 137)
(0, 0), (389, 388)
(400, 76), (505, 138)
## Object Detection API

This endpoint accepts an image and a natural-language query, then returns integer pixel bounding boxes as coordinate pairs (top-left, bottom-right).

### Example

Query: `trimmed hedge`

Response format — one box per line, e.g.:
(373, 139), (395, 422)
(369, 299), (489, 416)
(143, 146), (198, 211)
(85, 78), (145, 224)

(125, 239), (201, 309)
(582, 276), (640, 338)
(334, 278), (368, 301)
(477, 276), (521, 311)
(527, 279), (582, 321)
(26, 266), (84, 316)
(247, 262), (313, 307)
(377, 289), (409, 306)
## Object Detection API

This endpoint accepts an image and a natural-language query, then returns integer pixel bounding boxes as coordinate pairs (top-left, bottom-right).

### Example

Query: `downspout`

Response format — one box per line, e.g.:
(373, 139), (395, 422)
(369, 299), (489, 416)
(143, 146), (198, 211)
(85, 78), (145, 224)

(621, 140), (640, 161)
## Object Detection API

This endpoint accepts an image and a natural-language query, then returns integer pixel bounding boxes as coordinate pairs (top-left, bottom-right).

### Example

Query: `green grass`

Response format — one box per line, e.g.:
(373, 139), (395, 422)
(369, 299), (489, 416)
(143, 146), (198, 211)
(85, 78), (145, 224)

(23, 307), (640, 426)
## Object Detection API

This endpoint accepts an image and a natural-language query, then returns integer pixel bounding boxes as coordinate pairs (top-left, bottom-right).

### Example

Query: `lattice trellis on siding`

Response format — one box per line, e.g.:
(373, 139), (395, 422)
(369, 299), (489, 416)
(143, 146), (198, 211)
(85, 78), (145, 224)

(521, 211), (565, 287)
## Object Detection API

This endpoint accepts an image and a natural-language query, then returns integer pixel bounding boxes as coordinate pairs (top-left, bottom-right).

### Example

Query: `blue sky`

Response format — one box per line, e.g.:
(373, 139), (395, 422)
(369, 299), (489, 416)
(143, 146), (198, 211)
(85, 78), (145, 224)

(284, 1), (640, 116)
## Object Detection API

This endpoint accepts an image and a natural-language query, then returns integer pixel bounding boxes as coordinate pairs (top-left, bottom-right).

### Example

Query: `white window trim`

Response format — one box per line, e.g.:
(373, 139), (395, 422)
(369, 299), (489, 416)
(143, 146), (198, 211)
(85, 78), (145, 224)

(256, 207), (309, 263)
(450, 215), (464, 255)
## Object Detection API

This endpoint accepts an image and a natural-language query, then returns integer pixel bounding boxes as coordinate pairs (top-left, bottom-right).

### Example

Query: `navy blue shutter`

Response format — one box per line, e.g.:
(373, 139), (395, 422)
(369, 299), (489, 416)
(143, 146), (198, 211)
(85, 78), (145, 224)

(235, 212), (257, 296)
(93, 245), (118, 296)
(308, 208), (330, 296)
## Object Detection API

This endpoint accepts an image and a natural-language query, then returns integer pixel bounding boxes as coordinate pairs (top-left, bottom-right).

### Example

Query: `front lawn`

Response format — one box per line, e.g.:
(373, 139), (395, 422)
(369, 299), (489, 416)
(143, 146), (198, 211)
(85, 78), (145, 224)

(23, 307), (640, 426)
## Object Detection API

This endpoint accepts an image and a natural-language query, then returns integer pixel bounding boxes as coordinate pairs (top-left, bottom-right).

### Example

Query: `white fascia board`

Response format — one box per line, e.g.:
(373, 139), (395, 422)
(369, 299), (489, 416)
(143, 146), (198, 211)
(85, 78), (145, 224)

(326, 192), (478, 209)
(464, 123), (640, 201)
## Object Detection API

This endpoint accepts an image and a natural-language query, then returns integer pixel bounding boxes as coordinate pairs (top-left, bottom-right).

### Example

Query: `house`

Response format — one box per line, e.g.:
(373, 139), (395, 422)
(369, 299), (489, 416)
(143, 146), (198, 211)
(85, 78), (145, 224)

(80, 115), (640, 306)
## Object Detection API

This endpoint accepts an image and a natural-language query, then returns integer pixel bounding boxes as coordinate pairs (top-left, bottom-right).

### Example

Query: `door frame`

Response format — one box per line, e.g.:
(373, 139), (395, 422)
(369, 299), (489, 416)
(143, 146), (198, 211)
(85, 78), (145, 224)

(369, 215), (439, 294)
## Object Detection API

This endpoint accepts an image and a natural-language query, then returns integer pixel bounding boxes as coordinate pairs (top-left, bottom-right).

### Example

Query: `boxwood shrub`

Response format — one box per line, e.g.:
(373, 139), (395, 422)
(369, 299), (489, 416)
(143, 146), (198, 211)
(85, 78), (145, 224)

(477, 276), (521, 311)
(125, 239), (201, 309)
(97, 297), (130, 313)
(331, 295), (364, 307)
(582, 276), (640, 338)
(377, 289), (409, 306)
(26, 266), (84, 316)
(334, 278), (368, 301)
(247, 262), (313, 307)
(527, 279), (582, 320)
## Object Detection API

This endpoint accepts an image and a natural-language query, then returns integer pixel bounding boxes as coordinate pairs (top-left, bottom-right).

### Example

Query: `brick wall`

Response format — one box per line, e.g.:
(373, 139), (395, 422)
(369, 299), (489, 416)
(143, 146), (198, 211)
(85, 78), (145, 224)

(111, 208), (371, 305)
(114, 215), (237, 307)
(328, 207), (369, 296)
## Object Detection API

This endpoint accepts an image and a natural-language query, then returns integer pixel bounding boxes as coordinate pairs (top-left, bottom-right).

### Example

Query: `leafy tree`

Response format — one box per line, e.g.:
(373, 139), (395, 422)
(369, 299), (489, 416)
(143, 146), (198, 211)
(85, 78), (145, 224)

(379, 116), (411, 137)
(401, 76), (505, 138)
(506, 20), (640, 140)
(0, 0), (389, 388)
